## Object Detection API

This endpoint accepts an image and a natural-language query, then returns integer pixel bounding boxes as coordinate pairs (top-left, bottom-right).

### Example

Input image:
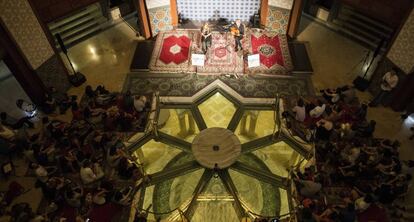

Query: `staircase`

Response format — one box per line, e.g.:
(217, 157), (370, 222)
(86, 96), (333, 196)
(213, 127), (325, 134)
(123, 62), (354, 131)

(47, 3), (108, 48)
(333, 4), (394, 50)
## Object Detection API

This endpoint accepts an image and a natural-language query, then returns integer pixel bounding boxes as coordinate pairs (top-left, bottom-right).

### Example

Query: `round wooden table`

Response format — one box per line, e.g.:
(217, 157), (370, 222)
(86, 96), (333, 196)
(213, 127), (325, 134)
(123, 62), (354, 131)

(191, 127), (241, 169)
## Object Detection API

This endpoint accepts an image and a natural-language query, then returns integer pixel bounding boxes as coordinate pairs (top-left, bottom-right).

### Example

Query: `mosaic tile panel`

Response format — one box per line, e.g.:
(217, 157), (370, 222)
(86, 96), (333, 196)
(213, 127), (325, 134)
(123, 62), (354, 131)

(0, 0), (54, 69)
(387, 8), (414, 74)
(36, 55), (71, 92)
(148, 6), (174, 35)
(266, 6), (291, 34)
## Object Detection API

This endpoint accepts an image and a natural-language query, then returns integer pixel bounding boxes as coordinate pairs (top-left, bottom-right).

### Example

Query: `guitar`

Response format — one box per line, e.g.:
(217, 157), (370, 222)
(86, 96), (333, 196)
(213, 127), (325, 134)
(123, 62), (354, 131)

(230, 27), (240, 36)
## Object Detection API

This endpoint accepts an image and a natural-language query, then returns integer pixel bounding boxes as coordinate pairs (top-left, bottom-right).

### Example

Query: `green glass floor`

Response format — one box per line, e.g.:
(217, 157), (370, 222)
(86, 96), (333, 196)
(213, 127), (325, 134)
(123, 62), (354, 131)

(131, 91), (310, 222)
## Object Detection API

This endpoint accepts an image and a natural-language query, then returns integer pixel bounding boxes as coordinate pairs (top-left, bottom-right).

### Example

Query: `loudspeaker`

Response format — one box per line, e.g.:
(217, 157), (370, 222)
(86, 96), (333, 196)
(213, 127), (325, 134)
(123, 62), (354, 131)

(353, 76), (370, 91)
(68, 72), (86, 87)
(55, 33), (67, 54)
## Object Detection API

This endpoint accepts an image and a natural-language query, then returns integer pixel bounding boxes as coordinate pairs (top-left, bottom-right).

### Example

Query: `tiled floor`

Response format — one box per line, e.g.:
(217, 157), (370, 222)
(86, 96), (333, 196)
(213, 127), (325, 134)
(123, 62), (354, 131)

(198, 92), (237, 128)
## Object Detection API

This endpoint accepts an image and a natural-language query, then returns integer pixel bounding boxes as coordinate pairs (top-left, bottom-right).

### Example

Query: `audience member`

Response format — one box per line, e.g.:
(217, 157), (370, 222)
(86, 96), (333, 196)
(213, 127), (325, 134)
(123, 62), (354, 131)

(80, 160), (104, 185)
(2, 84), (152, 222)
(133, 95), (146, 113)
(309, 100), (326, 118)
(0, 112), (34, 129)
(369, 68), (399, 107)
(292, 98), (306, 122)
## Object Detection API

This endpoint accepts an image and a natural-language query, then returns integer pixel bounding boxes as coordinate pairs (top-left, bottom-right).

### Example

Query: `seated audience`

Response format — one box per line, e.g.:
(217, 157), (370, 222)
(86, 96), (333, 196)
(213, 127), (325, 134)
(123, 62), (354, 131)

(123, 90), (134, 112)
(80, 160), (104, 184)
(3, 84), (153, 222)
(321, 88), (340, 103)
(292, 98), (306, 122)
(29, 162), (57, 182)
(0, 112), (34, 129)
(295, 178), (322, 198)
(133, 95), (146, 113)
(309, 100), (326, 118)
(64, 184), (83, 207)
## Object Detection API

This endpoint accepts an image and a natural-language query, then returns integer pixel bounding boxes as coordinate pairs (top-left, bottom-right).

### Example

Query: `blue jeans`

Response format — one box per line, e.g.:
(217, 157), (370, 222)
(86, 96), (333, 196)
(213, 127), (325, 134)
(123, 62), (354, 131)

(370, 90), (389, 106)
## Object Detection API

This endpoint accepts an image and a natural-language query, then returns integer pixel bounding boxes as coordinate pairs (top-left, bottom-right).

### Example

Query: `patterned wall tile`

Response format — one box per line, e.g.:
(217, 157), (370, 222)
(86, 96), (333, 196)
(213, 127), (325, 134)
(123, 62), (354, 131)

(148, 6), (174, 35)
(387, 8), (414, 74)
(36, 55), (71, 92)
(266, 6), (290, 34)
(176, 0), (260, 22)
(0, 0), (54, 69)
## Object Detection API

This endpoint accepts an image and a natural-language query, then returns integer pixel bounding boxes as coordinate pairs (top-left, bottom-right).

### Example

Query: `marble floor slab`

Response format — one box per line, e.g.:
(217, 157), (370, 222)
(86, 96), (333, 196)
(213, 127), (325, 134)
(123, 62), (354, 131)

(198, 92), (237, 129)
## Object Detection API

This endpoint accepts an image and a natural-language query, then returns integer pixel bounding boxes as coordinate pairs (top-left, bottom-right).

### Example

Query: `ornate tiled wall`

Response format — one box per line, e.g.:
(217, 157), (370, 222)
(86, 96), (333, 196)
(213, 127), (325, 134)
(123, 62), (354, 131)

(266, 6), (291, 34)
(0, 0), (54, 69)
(387, 8), (414, 74)
(176, 0), (260, 21)
(148, 6), (174, 35)
(36, 55), (72, 92)
(265, 0), (293, 34)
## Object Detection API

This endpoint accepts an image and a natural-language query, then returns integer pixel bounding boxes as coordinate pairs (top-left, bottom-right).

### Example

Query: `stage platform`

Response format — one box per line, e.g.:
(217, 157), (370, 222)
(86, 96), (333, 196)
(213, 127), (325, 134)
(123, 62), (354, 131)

(130, 31), (313, 75)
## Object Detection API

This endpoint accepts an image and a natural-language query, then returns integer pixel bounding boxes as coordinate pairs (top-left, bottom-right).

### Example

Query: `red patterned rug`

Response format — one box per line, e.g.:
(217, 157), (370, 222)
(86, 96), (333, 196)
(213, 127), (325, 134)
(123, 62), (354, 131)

(196, 32), (244, 75)
(149, 30), (199, 73)
(245, 29), (293, 75)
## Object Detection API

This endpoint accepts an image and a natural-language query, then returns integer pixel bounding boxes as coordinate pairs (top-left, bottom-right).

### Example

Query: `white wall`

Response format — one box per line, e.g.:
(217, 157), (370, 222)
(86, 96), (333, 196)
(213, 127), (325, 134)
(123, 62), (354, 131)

(0, 61), (32, 119)
(146, 0), (170, 9)
(177, 0), (260, 21)
(269, 0), (294, 9)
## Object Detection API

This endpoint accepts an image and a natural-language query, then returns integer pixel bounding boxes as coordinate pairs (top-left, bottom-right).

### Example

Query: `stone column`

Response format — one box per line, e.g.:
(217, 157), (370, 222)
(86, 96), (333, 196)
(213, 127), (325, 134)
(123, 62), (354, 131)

(176, 109), (188, 137)
(247, 111), (259, 137)
(0, 0), (71, 97)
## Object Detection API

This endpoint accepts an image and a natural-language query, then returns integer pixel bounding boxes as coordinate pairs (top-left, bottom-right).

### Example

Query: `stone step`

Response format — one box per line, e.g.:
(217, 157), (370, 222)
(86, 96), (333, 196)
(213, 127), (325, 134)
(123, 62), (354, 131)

(48, 3), (108, 48)
(50, 10), (103, 36)
(336, 13), (392, 39)
(332, 4), (394, 50)
(341, 5), (394, 33)
(48, 3), (101, 30)
(58, 17), (106, 41)
(333, 19), (382, 48)
(57, 20), (106, 47)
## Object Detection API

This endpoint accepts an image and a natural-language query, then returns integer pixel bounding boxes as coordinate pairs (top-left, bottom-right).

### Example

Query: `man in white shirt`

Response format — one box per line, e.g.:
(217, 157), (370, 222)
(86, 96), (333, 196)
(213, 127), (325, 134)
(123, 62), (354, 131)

(133, 96), (146, 112)
(355, 195), (373, 212)
(80, 161), (104, 184)
(296, 179), (322, 197)
(310, 101), (326, 118)
(29, 162), (57, 182)
(369, 69), (399, 107)
(292, 98), (306, 122)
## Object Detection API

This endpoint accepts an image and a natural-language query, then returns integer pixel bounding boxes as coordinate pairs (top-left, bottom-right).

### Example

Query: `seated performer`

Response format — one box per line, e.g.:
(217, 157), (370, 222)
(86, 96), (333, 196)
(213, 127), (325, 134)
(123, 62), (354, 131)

(230, 19), (245, 52)
(201, 22), (212, 54)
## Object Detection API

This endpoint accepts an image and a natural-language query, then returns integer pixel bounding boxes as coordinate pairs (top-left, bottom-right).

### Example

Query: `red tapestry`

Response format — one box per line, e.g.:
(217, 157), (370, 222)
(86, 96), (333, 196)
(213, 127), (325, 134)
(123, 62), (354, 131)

(251, 35), (284, 68)
(245, 29), (293, 75)
(149, 30), (199, 73)
(159, 35), (191, 65)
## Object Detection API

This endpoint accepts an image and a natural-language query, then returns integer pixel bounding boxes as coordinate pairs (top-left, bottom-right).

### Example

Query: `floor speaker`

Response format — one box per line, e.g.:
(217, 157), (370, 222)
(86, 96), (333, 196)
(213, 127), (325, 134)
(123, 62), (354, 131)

(68, 72), (86, 87)
(353, 76), (370, 91)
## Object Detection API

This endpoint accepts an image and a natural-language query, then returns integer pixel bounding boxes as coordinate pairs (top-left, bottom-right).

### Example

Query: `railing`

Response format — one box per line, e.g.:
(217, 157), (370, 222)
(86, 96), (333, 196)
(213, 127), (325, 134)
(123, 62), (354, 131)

(144, 91), (160, 136)
(132, 201), (191, 222)
(118, 13), (145, 40)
